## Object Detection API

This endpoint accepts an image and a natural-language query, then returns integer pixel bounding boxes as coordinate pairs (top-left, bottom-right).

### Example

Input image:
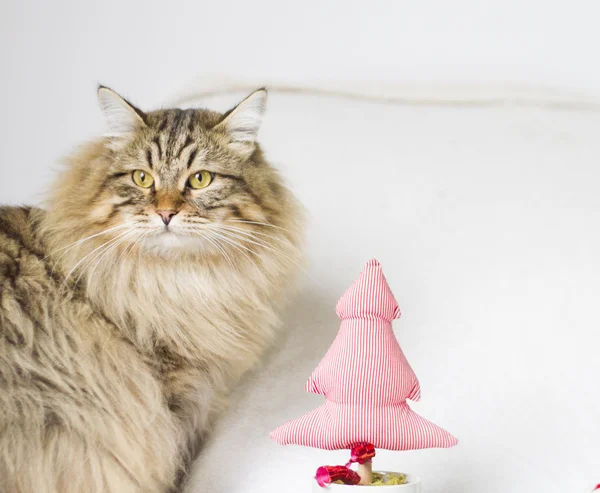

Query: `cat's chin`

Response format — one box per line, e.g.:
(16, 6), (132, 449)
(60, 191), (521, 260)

(139, 231), (209, 257)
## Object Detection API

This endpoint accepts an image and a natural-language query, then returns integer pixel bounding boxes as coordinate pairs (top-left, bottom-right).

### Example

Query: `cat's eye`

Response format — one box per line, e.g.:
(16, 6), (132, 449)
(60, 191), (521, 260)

(187, 171), (213, 190)
(132, 170), (154, 188)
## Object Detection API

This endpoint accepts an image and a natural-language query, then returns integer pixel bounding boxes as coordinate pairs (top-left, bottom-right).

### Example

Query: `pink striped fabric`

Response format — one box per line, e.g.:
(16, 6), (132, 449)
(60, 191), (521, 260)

(270, 259), (458, 451)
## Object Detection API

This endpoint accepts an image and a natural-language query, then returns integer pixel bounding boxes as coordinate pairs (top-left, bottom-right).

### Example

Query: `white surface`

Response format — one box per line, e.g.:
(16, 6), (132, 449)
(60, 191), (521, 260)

(180, 93), (600, 493)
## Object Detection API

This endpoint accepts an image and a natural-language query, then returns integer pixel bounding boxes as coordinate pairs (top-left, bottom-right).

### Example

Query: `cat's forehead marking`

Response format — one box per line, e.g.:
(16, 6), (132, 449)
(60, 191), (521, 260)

(152, 109), (196, 158)
(146, 109), (202, 181)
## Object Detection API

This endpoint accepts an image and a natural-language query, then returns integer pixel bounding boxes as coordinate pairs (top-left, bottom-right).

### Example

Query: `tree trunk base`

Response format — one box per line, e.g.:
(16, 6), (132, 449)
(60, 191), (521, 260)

(357, 461), (373, 485)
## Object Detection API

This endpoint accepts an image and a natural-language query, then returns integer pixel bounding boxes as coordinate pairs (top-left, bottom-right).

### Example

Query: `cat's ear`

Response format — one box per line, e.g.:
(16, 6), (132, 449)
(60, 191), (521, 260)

(216, 88), (267, 150)
(97, 85), (146, 136)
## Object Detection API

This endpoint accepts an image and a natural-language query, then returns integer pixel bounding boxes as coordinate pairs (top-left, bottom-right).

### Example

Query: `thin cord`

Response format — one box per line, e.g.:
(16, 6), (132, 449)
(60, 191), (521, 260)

(168, 76), (600, 112)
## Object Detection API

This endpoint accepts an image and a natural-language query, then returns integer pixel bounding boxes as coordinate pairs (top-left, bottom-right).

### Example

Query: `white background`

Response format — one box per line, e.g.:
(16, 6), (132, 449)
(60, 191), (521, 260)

(1, 2), (599, 493)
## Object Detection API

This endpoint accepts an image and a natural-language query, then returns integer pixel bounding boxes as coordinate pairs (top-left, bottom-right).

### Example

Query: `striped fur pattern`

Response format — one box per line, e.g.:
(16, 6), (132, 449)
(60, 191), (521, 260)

(0, 88), (303, 493)
(270, 259), (457, 451)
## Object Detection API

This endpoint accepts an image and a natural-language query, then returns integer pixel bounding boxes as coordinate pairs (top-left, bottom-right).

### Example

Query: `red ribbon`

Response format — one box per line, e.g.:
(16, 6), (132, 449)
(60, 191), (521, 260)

(347, 442), (376, 465)
(316, 466), (361, 486)
(315, 443), (376, 487)
(593, 484), (600, 491)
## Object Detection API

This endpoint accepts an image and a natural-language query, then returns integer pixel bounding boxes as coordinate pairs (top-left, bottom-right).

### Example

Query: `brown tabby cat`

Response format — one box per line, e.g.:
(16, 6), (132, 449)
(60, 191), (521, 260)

(0, 87), (303, 493)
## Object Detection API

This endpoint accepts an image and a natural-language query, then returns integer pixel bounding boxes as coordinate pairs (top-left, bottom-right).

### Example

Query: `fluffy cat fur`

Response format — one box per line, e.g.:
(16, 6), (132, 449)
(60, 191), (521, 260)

(0, 87), (303, 493)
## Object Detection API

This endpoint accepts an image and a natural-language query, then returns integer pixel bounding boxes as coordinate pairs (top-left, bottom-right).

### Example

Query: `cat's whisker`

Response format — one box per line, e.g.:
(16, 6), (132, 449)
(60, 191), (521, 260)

(84, 228), (151, 294)
(227, 219), (289, 233)
(108, 229), (150, 283)
(45, 223), (129, 260)
(203, 229), (257, 264)
(118, 230), (150, 266)
(61, 229), (134, 290)
(203, 228), (269, 274)
(204, 227), (262, 260)
(203, 229), (269, 282)
(214, 226), (280, 254)
(71, 234), (132, 289)
(80, 229), (141, 287)
(201, 231), (236, 270)
(212, 226), (307, 273)
(211, 226), (317, 285)
(201, 231), (233, 266)
(48, 224), (130, 275)
(217, 224), (289, 245)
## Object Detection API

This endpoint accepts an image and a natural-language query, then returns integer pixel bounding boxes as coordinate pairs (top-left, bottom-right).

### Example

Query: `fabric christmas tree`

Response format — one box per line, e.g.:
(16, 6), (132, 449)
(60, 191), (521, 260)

(270, 259), (457, 484)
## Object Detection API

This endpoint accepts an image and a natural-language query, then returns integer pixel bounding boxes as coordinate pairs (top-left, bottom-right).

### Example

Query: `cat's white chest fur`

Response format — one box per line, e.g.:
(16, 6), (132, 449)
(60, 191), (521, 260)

(89, 258), (278, 370)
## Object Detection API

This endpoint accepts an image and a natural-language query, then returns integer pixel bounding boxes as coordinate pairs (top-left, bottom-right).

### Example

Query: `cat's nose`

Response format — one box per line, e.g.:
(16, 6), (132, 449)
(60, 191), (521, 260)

(156, 210), (178, 226)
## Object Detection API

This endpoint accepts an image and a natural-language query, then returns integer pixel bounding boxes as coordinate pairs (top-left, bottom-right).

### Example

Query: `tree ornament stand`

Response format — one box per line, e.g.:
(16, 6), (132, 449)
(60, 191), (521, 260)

(311, 473), (421, 492)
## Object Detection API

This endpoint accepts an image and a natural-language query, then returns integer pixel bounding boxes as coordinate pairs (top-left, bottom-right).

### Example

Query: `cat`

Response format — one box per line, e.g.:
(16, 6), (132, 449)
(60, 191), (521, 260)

(0, 86), (303, 493)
